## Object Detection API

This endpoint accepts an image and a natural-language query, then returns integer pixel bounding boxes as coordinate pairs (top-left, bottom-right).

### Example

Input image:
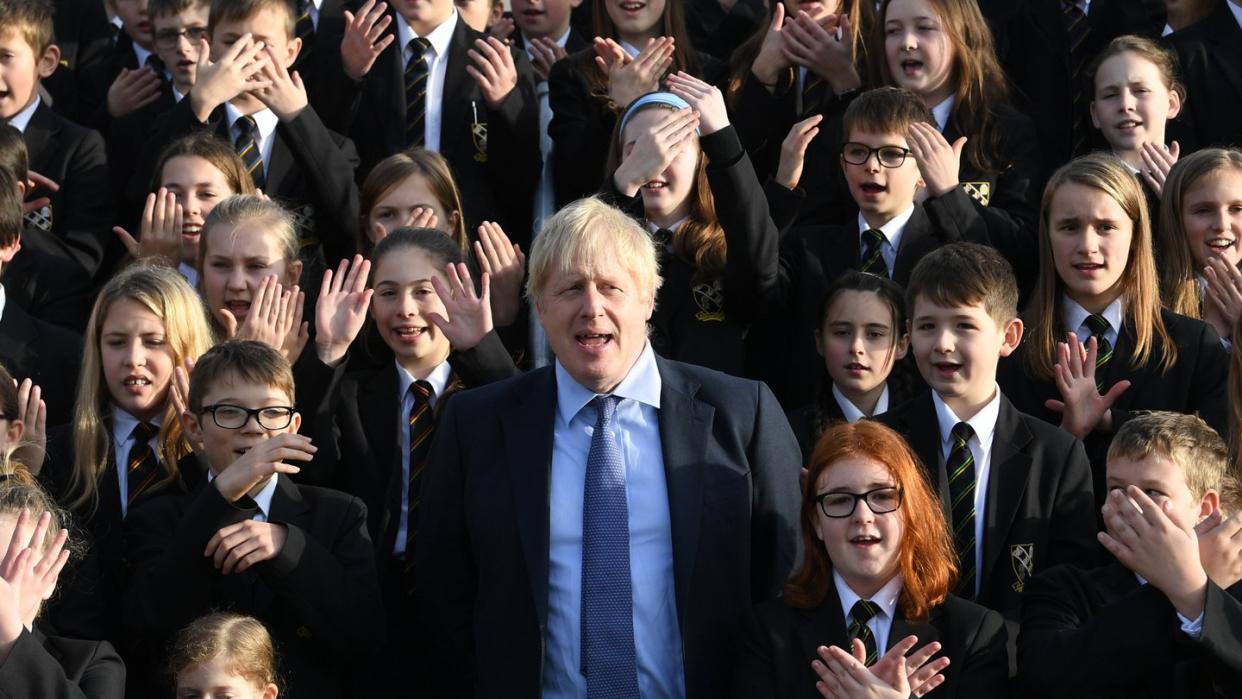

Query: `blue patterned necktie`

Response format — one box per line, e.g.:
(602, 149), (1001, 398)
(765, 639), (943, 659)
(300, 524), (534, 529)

(581, 395), (639, 698)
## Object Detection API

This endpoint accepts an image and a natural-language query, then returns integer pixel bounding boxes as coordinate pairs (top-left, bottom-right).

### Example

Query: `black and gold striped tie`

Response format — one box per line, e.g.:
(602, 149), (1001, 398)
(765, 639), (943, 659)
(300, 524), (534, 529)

(947, 421), (977, 598)
(847, 599), (881, 666)
(405, 38), (433, 148)
(1084, 313), (1113, 391)
(234, 115), (265, 190)
(127, 422), (159, 506)
(405, 380), (435, 556)
(1062, 0), (1091, 156)
(860, 229), (889, 278)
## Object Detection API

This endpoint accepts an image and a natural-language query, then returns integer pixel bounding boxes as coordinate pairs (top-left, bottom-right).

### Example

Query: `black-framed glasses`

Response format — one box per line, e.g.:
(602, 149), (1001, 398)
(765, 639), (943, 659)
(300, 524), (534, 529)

(199, 404), (296, 430)
(154, 26), (209, 49)
(841, 142), (912, 168)
(816, 487), (903, 518)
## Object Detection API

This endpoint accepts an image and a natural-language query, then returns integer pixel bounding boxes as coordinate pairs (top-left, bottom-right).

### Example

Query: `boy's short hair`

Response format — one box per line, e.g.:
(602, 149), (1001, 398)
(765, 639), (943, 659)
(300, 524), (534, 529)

(906, 243), (1019, 324)
(0, 0), (53, 54)
(0, 166), (22, 248)
(188, 340), (296, 413)
(149, 0), (211, 21)
(0, 125), (27, 189)
(208, 0), (296, 38)
(842, 87), (936, 138)
(1107, 411), (1228, 500)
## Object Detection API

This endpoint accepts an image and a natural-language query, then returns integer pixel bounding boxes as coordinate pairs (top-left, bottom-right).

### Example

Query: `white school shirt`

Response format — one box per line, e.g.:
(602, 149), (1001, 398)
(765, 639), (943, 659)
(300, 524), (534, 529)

(111, 408), (163, 519)
(224, 104), (279, 179)
(396, 10), (459, 153)
(832, 383), (890, 423)
(856, 205), (914, 274)
(1062, 295), (1124, 351)
(833, 572), (903, 654)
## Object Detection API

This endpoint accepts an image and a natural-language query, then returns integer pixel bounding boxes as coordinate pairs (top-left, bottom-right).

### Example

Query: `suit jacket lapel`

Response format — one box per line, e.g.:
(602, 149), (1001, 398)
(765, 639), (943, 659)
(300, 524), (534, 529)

(892, 207), (933, 283)
(796, 587), (850, 662)
(359, 365), (400, 550)
(257, 476), (310, 609)
(655, 357), (713, 625)
(502, 368), (557, 627)
(440, 21), (476, 161)
(24, 105), (56, 169)
(1103, 320), (1136, 407)
(889, 611), (940, 653)
(980, 397), (1033, 593)
(267, 127), (295, 193)
(901, 394), (951, 516)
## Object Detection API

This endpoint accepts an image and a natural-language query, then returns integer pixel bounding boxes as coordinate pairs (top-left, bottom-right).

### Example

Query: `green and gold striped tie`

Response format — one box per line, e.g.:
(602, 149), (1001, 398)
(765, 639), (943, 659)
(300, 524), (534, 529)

(1084, 313), (1113, 391)
(847, 599), (881, 666)
(860, 229), (889, 278)
(947, 421), (976, 598)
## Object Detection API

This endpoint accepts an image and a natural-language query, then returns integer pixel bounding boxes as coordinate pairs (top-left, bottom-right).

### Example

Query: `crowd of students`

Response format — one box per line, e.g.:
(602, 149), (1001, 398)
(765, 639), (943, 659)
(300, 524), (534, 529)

(0, 0), (1235, 696)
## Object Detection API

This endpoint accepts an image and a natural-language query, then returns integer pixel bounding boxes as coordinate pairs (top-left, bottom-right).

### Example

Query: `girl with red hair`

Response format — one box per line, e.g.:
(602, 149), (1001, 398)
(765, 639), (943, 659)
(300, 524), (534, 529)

(731, 420), (1008, 698)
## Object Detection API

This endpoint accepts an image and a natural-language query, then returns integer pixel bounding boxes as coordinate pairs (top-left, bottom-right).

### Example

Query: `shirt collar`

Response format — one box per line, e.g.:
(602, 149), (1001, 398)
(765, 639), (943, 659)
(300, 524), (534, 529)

(833, 571), (903, 624)
(857, 204), (915, 251)
(395, 358), (453, 401)
(555, 342), (662, 427)
(931, 384), (1001, 449)
(132, 42), (155, 70)
(396, 8), (458, 58)
(178, 261), (197, 287)
(1229, 0), (1242, 30)
(832, 383), (889, 423)
(224, 103), (279, 139)
(7, 95), (40, 133)
(930, 95), (956, 132)
(620, 40), (641, 58)
(112, 406), (162, 442)
(1062, 294), (1125, 338)
(250, 473), (279, 518)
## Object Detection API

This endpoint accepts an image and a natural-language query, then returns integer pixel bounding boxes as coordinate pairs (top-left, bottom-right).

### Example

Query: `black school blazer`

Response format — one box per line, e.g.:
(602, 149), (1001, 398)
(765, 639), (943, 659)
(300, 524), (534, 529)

(0, 627), (125, 699)
(1168, 0), (1242, 152)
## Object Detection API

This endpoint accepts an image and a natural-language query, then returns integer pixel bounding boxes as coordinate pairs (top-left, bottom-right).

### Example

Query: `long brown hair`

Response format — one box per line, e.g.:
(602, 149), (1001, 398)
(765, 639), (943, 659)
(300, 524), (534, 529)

(1024, 153), (1176, 380)
(151, 132), (256, 198)
(784, 421), (956, 622)
(605, 100), (726, 277)
(358, 148), (468, 256)
(873, 0), (1011, 174)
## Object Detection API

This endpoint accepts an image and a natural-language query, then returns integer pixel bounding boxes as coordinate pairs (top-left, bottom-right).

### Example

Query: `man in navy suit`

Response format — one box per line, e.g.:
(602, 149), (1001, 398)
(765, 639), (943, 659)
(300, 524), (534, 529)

(416, 197), (802, 699)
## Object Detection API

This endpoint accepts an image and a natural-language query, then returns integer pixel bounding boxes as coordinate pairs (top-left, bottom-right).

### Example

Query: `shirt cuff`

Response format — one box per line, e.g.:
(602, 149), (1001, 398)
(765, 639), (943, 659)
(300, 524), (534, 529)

(1176, 610), (1204, 640)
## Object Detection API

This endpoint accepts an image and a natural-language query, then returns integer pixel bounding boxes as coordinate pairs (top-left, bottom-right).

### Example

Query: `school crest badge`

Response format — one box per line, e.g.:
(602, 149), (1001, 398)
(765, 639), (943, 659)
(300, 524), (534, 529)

(1010, 543), (1035, 592)
(24, 204), (52, 233)
(693, 279), (725, 322)
(471, 121), (488, 163)
(963, 181), (992, 206)
(289, 203), (318, 249)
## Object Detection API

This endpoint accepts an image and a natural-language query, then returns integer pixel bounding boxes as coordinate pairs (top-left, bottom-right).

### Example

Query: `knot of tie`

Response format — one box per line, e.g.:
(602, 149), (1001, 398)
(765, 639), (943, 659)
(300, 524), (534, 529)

(131, 421), (157, 443)
(409, 37), (432, 58)
(145, 54), (166, 74)
(860, 229), (889, 277)
(850, 599), (879, 625)
(410, 380), (434, 402)
(652, 228), (674, 247)
(591, 395), (619, 430)
(950, 421), (974, 450)
(1084, 313), (1112, 338)
(235, 115), (258, 136)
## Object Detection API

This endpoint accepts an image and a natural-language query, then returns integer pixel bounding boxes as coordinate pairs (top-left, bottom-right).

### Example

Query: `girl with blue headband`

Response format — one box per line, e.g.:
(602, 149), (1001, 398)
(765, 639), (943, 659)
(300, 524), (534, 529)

(602, 73), (782, 377)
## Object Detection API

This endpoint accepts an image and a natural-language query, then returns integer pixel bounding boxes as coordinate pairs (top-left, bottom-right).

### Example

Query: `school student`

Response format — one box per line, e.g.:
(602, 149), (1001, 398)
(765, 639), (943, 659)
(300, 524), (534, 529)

(1168, 0), (1242, 153)
(123, 340), (385, 699)
(332, 0), (540, 241)
(133, 0), (361, 270)
(44, 0), (113, 120)
(1157, 148), (1242, 343)
(170, 614), (280, 699)
(73, 0), (167, 133)
(757, 87), (993, 408)
(0, 466), (126, 699)
(877, 243), (1097, 633)
(1086, 35), (1184, 224)
(548, 0), (726, 207)
(1017, 411), (1242, 698)
(997, 153), (1230, 494)
(0, 0), (114, 281)
(602, 80), (781, 377)
(785, 272), (913, 460)
(732, 420), (1009, 699)
(38, 263), (213, 643)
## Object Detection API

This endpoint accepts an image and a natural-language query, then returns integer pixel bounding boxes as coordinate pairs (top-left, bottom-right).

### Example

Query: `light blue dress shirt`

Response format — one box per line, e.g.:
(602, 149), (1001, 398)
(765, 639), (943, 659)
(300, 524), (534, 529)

(543, 343), (686, 698)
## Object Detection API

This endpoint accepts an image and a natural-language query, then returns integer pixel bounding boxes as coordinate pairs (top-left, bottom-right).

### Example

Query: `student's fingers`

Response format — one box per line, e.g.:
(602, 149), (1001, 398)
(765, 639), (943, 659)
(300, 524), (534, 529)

(1169, 140), (1181, 161)
(465, 64), (492, 92)
(1099, 379), (1131, 409)
(319, 266), (335, 304)
(112, 227), (140, 257)
(1097, 529), (1133, 563)
(343, 254), (369, 294)
(1195, 507), (1226, 536)
(1044, 398), (1066, 414)
(41, 547), (69, 594)
(222, 32), (256, 63)
(221, 536), (265, 575)
(364, 8), (394, 42)
(904, 639), (941, 671)
(33, 527), (67, 580)
(25, 512), (51, 567)
(910, 656), (951, 691)
(215, 308), (239, 338)
(477, 222), (502, 267)
(1, 509), (31, 575)
(473, 240), (493, 276)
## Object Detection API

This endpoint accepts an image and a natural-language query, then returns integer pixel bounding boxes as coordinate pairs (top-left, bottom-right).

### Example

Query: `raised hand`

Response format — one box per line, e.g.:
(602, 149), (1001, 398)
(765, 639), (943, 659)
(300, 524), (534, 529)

(1202, 255), (1242, 340)
(1045, 332), (1130, 439)
(21, 171), (57, 217)
(252, 45), (309, 121)
(315, 255), (373, 366)
(782, 11), (860, 94)
(212, 432), (315, 502)
(751, 3), (790, 89)
(814, 643), (909, 699)
(612, 107), (700, 196)
(666, 71), (729, 135)
(341, 0), (395, 80)
(1139, 140), (1180, 198)
(907, 121), (966, 198)
(598, 36), (675, 108)
(107, 66), (163, 118)
(467, 37), (518, 108)
(0, 509), (68, 661)
(169, 359), (203, 454)
(189, 35), (272, 121)
(113, 188), (184, 263)
(473, 221), (524, 327)
(205, 520), (288, 574)
(11, 379), (44, 476)
(488, 15), (515, 43)
(864, 636), (949, 698)
(427, 263), (492, 351)
(1196, 508), (1242, 589)
(529, 35), (569, 82)
(776, 114), (823, 190)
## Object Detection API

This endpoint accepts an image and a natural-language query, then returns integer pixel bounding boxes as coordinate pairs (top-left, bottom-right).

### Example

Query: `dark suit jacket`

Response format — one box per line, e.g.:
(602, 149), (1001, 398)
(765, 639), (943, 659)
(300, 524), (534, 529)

(22, 102), (114, 281)
(123, 475), (384, 699)
(69, 29), (140, 134)
(876, 392), (1099, 619)
(1168, 1), (1242, 152)
(733, 587), (1009, 699)
(0, 627), (125, 699)
(1018, 561), (1242, 698)
(998, 309), (1230, 496)
(0, 299), (82, 427)
(46, 0), (115, 121)
(415, 356), (803, 698)
(3, 244), (93, 333)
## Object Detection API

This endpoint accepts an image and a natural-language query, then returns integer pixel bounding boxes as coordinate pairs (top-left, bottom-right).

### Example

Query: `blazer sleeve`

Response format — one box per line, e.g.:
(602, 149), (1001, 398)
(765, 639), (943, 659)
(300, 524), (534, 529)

(1197, 581), (1242, 691)
(748, 380), (802, 601)
(260, 492), (386, 658)
(729, 608), (781, 699)
(548, 56), (616, 207)
(701, 125), (782, 322)
(293, 351), (351, 488)
(447, 330), (521, 387)
(277, 106), (362, 266)
(55, 128), (113, 279)
(954, 608), (1011, 699)
(1188, 323), (1230, 442)
(0, 631), (125, 699)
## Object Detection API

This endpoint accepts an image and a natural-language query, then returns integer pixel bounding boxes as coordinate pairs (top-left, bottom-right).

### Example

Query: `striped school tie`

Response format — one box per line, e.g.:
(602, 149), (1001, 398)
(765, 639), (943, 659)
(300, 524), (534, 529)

(126, 422), (159, 506)
(860, 229), (889, 278)
(233, 115), (266, 190)
(1062, 0), (1091, 157)
(847, 599), (881, 666)
(404, 380), (435, 556)
(405, 38), (433, 148)
(1084, 313), (1114, 390)
(947, 421), (977, 598)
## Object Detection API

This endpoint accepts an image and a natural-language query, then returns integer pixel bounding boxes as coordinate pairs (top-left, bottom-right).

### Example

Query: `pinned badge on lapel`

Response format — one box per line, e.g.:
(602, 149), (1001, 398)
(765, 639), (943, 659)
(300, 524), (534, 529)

(1010, 543), (1035, 592)
(289, 203), (319, 249)
(24, 204), (52, 233)
(471, 101), (488, 163)
(963, 182), (991, 206)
